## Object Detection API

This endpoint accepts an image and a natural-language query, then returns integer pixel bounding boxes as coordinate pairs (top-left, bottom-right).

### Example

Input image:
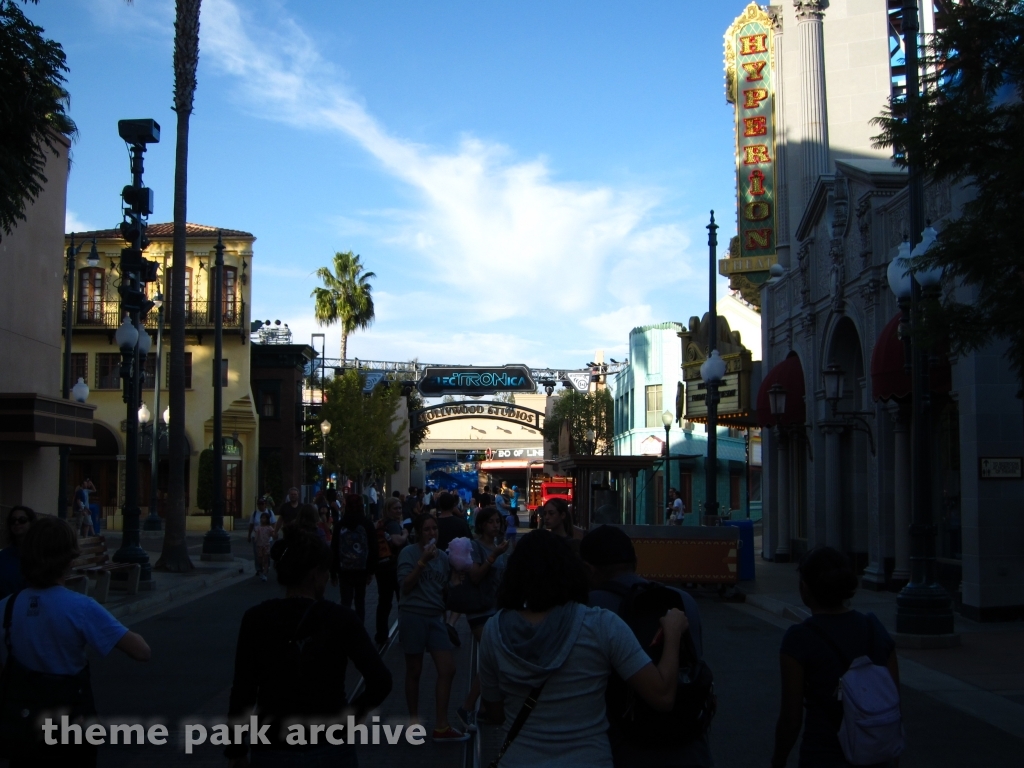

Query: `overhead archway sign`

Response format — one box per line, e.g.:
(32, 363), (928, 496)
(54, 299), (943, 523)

(412, 401), (545, 431)
(417, 365), (536, 397)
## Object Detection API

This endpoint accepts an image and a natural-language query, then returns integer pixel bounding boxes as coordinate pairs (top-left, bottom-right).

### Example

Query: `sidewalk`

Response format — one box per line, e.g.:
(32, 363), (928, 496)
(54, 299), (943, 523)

(97, 530), (255, 622)
(739, 534), (1024, 741)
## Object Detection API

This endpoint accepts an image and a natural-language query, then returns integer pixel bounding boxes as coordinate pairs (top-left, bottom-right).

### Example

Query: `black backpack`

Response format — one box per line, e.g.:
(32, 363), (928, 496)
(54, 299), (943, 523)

(595, 581), (716, 746)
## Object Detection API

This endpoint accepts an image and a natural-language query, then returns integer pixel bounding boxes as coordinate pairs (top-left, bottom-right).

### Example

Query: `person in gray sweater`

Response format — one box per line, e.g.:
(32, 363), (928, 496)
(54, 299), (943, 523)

(397, 514), (468, 743)
(478, 530), (687, 768)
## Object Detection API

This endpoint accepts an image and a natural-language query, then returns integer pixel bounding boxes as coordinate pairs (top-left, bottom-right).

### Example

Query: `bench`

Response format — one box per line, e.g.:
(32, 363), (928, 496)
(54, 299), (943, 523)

(72, 536), (141, 603)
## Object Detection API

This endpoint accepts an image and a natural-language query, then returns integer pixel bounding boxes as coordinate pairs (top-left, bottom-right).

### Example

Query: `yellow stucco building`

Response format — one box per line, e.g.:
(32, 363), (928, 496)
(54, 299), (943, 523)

(63, 223), (258, 525)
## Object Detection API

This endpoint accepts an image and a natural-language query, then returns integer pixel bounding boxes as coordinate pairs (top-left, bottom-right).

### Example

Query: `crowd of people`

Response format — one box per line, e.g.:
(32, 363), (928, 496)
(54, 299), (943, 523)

(0, 483), (903, 768)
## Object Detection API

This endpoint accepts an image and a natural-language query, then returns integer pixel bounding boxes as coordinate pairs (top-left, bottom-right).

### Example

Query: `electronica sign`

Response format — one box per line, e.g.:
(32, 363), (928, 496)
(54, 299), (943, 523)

(725, 3), (777, 261)
(417, 365), (536, 397)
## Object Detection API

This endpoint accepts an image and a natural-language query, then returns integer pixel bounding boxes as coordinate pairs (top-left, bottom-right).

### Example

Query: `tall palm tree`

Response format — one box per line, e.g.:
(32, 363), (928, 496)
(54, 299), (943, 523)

(311, 251), (376, 360)
(158, 0), (201, 573)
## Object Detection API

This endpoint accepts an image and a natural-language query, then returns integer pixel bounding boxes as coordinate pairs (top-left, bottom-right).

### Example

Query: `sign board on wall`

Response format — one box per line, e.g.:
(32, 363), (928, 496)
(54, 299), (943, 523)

(682, 350), (755, 423)
(725, 3), (777, 262)
(979, 457), (1023, 480)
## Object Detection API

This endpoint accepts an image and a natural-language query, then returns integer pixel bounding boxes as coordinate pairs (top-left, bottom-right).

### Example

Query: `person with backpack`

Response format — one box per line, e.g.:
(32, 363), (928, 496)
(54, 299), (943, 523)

(580, 525), (714, 768)
(374, 497), (409, 646)
(227, 527), (392, 767)
(330, 495), (378, 624)
(770, 547), (902, 768)
(0, 516), (151, 767)
(477, 530), (687, 768)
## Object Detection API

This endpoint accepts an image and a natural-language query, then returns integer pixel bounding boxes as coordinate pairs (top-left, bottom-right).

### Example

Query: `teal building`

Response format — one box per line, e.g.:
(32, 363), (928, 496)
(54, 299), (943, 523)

(608, 322), (757, 525)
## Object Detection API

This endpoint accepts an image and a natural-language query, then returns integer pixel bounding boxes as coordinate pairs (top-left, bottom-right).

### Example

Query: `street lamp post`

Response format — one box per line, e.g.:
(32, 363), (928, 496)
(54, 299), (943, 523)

(320, 419), (332, 492)
(144, 292), (165, 530)
(888, 224), (954, 635)
(662, 410), (673, 523)
(701, 210), (726, 524)
(112, 118), (160, 586)
(202, 233), (233, 559)
(59, 235), (98, 518)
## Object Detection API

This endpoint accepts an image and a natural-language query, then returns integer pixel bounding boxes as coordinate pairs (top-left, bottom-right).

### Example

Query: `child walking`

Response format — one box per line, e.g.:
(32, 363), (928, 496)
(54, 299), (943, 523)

(254, 512), (275, 582)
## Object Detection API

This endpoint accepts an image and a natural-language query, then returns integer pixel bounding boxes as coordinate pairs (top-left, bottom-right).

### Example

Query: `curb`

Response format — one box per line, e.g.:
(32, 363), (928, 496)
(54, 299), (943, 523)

(107, 558), (254, 621)
(742, 593), (810, 623)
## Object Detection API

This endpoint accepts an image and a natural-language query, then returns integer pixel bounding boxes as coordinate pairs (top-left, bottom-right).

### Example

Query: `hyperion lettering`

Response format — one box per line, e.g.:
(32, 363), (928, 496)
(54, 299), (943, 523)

(744, 201), (771, 221)
(743, 117), (767, 137)
(741, 60), (767, 81)
(743, 145), (771, 165)
(739, 33), (768, 54)
(748, 169), (766, 195)
(744, 229), (773, 249)
(743, 88), (769, 109)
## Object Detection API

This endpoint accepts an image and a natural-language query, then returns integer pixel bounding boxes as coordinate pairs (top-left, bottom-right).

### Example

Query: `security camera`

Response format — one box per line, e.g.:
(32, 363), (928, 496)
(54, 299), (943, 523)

(117, 119), (161, 145)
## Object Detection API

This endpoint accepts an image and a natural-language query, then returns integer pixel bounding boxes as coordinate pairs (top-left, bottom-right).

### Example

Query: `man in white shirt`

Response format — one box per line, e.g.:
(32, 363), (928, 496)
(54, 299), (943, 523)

(367, 482), (379, 521)
(667, 488), (685, 525)
(248, 497), (276, 574)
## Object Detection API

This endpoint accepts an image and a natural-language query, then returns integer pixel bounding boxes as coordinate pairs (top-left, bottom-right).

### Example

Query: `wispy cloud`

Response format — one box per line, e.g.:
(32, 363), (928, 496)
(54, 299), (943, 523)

(582, 305), (656, 342)
(65, 210), (94, 234)
(200, 0), (699, 334)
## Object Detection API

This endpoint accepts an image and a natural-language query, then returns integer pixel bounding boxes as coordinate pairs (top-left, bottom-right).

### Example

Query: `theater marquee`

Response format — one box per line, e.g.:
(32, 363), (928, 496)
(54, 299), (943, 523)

(725, 3), (778, 265)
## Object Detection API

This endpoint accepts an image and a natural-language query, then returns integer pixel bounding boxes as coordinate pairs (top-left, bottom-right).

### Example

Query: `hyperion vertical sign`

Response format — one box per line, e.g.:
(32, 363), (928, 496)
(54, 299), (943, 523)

(725, 4), (777, 261)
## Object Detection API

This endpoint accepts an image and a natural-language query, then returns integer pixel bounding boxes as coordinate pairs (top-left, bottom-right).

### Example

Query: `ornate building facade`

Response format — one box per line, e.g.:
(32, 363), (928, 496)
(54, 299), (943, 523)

(737, 1), (1023, 620)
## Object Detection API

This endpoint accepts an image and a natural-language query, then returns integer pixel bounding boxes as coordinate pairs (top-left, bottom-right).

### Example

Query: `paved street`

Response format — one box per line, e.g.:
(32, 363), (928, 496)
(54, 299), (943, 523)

(76, 563), (1024, 768)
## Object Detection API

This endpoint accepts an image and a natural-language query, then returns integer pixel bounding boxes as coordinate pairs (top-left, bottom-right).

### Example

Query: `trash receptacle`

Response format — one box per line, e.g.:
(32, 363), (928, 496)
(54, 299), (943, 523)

(724, 519), (755, 581)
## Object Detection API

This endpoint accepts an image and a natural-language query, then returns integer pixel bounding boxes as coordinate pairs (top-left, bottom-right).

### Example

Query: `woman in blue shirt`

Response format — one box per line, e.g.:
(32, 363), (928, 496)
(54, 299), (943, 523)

(0, 515), (150, 767)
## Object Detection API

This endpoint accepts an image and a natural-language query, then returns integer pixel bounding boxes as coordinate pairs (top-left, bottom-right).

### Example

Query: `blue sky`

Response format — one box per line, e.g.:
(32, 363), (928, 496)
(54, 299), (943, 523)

(28, 0), (751, 367)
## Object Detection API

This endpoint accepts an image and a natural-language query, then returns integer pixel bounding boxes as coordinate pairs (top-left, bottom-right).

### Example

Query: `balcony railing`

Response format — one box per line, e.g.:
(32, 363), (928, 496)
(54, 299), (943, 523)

(63, 299), (245, 331)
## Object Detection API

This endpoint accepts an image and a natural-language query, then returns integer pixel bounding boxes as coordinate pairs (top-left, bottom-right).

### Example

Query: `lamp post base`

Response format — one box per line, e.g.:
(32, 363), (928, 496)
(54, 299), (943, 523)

(112, 542), (153, 583)
(201, 525), (233, 556)
(895, 582), (955, 635)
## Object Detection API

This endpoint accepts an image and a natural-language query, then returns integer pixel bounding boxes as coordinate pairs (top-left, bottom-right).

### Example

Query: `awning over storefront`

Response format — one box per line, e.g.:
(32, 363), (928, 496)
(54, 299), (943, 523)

(756, 353), (806, 427)
(870, 313), (952, 402)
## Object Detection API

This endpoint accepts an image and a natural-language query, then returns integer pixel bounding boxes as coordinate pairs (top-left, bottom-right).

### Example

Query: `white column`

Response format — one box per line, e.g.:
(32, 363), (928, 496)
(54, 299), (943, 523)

(823, 422), (843, 549)
(768, 8), (791, 266)
(776, 428), (792, 560)
(795, 0), (830, 200)
(889, 401), (912, 583)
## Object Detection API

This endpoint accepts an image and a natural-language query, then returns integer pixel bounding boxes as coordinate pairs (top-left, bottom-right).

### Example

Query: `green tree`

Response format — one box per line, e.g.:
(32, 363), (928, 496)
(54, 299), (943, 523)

(311, 251), (376, 361)
(541, 389), (614, 455)
(0, 0), (76, 239)
(872, 0), (1024, 377)
(320, 370), (406, 483)
(406, 387), (427, 456)
(160, 0), (201, 573)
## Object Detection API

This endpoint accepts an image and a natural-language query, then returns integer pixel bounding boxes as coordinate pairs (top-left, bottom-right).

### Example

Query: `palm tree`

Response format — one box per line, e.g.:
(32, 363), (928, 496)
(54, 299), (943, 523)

(311, 251), (376, 360)
(158, 0), (201, 573)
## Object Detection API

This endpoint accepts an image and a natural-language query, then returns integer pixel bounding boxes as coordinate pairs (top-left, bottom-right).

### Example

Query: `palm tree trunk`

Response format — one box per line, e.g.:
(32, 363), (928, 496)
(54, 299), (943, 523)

(341, 331), (348, 362)
(158, 0), (200, 572)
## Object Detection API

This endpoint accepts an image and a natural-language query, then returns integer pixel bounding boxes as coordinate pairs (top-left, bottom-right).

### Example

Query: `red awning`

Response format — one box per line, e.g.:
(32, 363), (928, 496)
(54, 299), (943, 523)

(871, 313), (952, 402)
(756, 353), (806, 427)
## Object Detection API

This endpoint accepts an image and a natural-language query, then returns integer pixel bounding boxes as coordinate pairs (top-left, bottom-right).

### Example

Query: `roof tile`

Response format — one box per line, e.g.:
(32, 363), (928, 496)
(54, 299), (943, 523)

(65, 223), (254, 240)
